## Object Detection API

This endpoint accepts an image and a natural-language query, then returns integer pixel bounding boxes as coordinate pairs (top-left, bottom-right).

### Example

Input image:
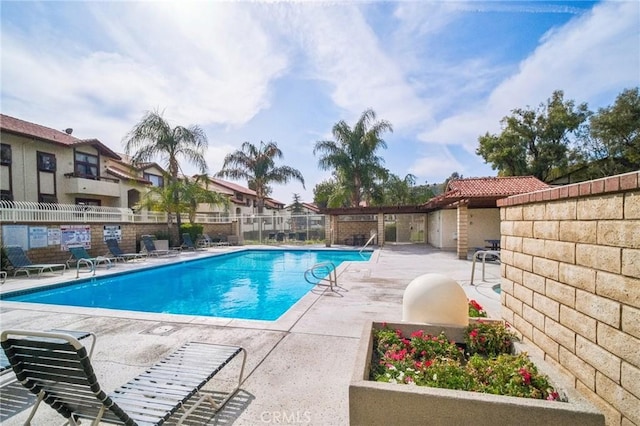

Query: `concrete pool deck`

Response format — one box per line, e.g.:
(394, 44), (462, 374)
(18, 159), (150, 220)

(0, 244), (501, 425)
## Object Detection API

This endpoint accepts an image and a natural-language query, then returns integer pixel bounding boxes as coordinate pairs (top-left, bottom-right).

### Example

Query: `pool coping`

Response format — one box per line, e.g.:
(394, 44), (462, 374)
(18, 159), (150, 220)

(0, 246), (378, 332)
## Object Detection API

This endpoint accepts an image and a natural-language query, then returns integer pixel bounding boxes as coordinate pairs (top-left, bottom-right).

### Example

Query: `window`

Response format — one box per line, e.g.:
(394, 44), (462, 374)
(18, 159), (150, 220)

(37, 152), (56, 171)
(0, 144), (11, 165)
(1, 144), (12, 200)
(143, 173), (164, 187)
(75, 151), (98, 177)
(76, 198), (101, 206)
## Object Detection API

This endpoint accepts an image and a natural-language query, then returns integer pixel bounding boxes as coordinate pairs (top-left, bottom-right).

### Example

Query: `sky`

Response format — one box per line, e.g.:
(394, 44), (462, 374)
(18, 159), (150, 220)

(1, 1), (638, 205)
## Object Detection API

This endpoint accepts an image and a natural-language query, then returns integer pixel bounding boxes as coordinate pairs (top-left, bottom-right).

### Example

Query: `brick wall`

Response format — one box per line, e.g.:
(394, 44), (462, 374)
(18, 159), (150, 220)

(336, 221), (377, 245)
(498, 171), (640, 425)
(1, 223), (175, 265)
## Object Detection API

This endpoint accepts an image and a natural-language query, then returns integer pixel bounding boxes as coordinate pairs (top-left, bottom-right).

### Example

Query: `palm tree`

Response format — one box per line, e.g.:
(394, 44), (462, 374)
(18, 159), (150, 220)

(182, 174), (228, 224)
(217, 141), (305, 213)
(135, 176), (228, 226)
(123, 110), (208, 233)
(314, 109), (392, 207)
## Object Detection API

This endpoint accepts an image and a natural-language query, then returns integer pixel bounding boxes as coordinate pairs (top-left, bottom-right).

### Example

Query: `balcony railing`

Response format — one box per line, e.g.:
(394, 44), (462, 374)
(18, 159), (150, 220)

(0, 201), (326, 228)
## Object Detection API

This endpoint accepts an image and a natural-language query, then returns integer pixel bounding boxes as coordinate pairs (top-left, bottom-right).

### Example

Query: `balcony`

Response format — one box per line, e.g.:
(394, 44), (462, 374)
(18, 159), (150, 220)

(63, 173), (120, 198)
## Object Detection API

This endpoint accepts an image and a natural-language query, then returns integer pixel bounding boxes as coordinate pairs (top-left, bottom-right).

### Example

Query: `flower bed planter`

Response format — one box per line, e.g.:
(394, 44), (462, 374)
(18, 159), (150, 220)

(349, 321), (604, 426)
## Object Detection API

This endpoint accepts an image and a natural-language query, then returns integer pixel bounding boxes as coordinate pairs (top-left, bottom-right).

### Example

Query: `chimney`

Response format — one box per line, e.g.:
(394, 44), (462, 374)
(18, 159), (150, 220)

(64, 128), (73, 135)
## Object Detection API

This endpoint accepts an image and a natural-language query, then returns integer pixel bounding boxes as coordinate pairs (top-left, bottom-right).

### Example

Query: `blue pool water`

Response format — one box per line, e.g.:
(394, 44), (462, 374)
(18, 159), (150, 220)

(2, 249), (371, 321)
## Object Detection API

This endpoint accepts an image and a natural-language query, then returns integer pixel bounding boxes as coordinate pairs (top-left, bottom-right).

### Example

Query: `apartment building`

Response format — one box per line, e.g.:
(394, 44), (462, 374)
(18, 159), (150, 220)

(0, 114), (160, 208)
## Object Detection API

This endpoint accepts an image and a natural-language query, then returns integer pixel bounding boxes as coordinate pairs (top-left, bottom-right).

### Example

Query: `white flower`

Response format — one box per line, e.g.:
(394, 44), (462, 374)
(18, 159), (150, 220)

(433, 374), (438, 381)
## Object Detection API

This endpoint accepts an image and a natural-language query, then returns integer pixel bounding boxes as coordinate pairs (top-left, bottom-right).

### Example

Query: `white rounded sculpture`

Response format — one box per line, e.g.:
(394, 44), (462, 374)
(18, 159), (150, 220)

(402, 273), (469, 326)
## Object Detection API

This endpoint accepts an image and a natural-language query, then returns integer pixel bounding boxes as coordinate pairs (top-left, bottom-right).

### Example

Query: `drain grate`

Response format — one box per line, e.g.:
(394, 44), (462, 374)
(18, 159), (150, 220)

(141, 323), (181, 336)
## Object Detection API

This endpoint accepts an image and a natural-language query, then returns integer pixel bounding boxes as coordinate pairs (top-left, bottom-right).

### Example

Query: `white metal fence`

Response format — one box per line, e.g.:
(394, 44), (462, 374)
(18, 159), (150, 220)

(0, 201), (326, 241)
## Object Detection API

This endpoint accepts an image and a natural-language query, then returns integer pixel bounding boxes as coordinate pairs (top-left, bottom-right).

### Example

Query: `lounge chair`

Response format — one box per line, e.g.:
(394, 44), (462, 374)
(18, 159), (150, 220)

(181, 233), (205, 251)
(66, 245), (114, 272)
(141, 235), (180, 257)
(106, 238), (146, 262)
(0, 329), (96, 389)
(1, 329), (246, 425)
(4, 246), (66, 277)
(196, 234), (212, 248)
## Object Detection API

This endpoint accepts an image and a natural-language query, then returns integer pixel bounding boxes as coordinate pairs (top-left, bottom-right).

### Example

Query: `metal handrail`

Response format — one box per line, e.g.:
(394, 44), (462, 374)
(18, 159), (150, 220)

(304, 262), (337, 290)
(359, 233), (377, 253)
(75, 259), (95, 279)
(470, 250), (501, 285)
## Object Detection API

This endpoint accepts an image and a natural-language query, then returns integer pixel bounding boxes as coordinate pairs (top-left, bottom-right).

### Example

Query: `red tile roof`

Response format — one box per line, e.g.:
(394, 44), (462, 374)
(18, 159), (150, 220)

(207, 177), (284, 206)
(0, 114), (120, 159)
(447, 176), (550, 197)
(423, 176), (550, 209)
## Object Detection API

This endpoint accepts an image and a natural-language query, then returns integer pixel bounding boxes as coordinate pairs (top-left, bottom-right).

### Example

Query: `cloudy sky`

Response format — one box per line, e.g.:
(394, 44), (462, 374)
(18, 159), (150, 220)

(1, 1), (638, 204)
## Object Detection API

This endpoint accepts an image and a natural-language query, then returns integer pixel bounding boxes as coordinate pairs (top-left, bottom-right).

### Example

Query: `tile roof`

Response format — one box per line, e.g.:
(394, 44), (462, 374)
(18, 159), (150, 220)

(0, 114), (120, 159)
(208, 177), (284, 206)
(446, 176), (551, 197)
(423, 176), (550, 210)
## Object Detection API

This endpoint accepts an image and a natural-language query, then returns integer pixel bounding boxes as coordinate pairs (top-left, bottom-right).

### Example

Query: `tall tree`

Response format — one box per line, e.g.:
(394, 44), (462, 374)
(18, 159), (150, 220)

(582, 87), (640, 176)
(123, 110), (208, 235)
(314, 108), (393, 207)
(477, 91), (589, 181)
(136, 176), (227, 227)
(313, 179), (349, 209)
(290, 193), (304, 214)
(379, 173), (416, 205)
(182, 175), (228, 224)
(217, 141), (305, 213)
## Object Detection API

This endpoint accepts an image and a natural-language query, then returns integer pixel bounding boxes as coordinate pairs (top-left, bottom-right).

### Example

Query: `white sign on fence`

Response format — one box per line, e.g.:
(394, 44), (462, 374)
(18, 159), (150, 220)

(28, 226), (48, 248)
(1, 225), (29, 250)
(60, 225), (91, 250)
(103, 225), (121, 242)
(48, 228), (61, 245)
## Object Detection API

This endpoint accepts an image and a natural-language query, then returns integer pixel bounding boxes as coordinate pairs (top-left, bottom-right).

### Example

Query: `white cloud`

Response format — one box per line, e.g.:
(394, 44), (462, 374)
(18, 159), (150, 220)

(407, 145), (463, 177)
(419, 0), (640, 151)
(289, 3), (434, 129)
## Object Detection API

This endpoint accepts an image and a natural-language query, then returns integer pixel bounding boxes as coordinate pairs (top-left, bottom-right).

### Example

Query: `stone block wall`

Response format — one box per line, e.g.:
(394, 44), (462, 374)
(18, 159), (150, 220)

(1, 223), (177, 265)
(498, 171), (640, 425)
(336, 220), (377, 246)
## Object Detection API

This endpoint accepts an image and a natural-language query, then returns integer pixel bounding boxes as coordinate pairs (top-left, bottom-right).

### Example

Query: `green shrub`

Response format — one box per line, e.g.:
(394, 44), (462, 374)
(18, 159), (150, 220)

(180, 223), (203, 243)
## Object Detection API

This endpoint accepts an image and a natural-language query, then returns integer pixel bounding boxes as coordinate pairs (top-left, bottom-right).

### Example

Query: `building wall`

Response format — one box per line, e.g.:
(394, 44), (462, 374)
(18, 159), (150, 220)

(2, 133), (137, 208)
(427, 209), (457, 249)
(498, 171), (640, 426)
(336, 221), (377, 245)
(468, 208), (501, 249)
(2, 133), (74, 202)
(0, 223), (169, 265)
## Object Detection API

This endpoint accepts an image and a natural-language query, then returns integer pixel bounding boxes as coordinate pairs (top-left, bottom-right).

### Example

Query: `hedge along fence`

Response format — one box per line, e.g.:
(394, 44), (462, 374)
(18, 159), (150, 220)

(497, 171), (640, 425)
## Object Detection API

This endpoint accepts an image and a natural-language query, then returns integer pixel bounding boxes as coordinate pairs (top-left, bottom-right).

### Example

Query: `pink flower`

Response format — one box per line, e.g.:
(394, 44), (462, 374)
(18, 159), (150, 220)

(518, 368), (532, 385)
(547, 391), (560, 401)
(411, 330), (424, 338)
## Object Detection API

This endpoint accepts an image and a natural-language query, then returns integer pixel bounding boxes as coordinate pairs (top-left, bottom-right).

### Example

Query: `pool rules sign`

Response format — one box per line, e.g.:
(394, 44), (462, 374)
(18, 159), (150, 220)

(103, 225), (122, 242)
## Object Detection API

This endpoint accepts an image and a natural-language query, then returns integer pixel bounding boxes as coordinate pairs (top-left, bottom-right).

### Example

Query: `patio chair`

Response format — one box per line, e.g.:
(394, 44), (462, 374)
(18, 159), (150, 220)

(0, 329), (96, 389)
(106, 238), (146, 262)
(141, 235), (180, 257)
(196, 234), (212, 248)
(181, 233), (205, 251)
(4, 246), (66, 277)
(1, 329), (246, 426)
(66, 245), (114, 272)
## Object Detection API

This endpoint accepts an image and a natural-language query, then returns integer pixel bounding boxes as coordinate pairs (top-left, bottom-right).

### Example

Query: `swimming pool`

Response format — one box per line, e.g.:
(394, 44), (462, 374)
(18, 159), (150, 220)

(1, 249), (372, 321)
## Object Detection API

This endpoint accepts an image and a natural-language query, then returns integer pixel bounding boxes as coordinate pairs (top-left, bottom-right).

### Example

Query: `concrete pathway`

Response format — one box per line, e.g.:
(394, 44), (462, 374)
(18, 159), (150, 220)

(0, 244), (501, 425)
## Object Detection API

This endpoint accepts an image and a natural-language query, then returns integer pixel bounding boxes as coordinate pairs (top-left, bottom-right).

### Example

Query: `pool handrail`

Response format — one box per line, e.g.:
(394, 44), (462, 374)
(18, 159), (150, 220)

(304, 262), (338, 291)
(359, 233), (377, 253)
